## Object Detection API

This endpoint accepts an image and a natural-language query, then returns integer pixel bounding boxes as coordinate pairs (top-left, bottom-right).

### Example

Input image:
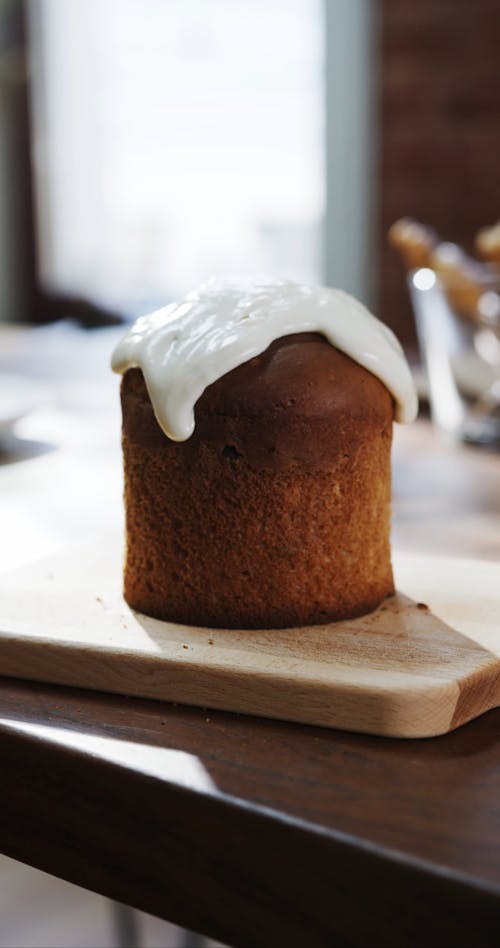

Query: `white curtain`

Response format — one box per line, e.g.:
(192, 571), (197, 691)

(28, 0), (324, 312)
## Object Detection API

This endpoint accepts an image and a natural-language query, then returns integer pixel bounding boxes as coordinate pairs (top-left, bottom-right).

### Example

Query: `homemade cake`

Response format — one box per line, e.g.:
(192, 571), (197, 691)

(112, 279), (417, 629)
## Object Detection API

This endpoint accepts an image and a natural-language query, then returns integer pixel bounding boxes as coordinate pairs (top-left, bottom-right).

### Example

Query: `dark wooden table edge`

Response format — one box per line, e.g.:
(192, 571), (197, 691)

(1, 719), (499, 947)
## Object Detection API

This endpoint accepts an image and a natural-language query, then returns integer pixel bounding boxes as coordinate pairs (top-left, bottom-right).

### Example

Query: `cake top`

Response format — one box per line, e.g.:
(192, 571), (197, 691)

(111, 278), (418, 441)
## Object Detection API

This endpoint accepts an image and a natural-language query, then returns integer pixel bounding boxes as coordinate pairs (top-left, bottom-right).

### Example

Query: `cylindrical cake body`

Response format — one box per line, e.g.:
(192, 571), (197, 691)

(121, 334), (395, 629)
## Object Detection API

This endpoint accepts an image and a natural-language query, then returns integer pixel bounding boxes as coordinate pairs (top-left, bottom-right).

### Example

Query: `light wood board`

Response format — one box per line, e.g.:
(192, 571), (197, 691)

(0, 537), (498, 738)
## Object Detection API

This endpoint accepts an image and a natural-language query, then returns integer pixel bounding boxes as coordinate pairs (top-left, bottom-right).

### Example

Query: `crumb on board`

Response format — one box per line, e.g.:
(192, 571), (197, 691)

(416, 602), (429, 612)
(182, 644), (189, 650)
(96, 596), (103, 604)
(208, 638), (214, 645)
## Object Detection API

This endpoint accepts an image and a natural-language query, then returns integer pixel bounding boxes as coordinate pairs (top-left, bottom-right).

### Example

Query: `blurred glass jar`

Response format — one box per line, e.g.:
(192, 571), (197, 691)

(409, 254), (500, 447)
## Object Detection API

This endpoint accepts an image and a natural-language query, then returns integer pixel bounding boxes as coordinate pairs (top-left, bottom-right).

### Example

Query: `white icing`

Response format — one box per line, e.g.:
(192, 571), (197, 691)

(111, 277), (418, 441)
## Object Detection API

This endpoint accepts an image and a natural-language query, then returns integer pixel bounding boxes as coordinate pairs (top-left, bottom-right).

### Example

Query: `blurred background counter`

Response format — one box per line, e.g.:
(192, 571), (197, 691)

(1, 317), (499, 575)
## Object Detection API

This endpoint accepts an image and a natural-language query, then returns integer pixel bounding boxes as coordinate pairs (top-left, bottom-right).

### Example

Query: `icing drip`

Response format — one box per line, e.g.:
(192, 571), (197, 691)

(112, 278), (418, 441)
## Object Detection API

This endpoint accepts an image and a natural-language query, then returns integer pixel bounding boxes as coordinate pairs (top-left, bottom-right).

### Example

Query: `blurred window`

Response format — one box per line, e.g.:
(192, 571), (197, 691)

(30, 0), (324, 313)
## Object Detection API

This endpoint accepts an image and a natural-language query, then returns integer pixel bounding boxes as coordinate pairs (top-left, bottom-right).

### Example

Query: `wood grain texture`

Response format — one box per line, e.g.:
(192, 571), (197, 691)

(0, 679), (500, 948)
(0, 538), (498, 738)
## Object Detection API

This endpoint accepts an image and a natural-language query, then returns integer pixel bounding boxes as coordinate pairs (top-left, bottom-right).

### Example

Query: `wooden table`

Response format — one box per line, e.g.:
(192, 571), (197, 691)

(1, 325), (500, 947)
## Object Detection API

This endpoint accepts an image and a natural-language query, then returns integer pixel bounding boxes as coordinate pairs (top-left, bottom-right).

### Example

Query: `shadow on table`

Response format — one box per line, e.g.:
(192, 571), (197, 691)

(0, 670), (499, 890)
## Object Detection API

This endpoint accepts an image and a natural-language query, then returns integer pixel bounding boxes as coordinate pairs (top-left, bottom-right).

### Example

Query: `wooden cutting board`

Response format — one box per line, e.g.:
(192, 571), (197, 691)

(0, 536), (498, 738)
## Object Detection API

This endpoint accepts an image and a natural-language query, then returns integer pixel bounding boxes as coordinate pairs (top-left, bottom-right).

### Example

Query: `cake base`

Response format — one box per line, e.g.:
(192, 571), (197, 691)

(0, 536), (498, 738)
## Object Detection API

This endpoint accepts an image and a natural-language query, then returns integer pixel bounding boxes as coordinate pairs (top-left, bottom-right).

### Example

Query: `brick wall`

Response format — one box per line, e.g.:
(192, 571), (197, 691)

(378, 0), (500, 348)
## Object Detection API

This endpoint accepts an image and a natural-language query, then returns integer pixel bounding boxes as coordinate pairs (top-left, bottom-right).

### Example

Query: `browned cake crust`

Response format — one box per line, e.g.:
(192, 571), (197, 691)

(120, 333), (395, 629)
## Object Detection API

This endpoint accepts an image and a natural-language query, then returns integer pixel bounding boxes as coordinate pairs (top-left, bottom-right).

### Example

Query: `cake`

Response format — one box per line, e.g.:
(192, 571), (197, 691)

(112, 279), (417, 629)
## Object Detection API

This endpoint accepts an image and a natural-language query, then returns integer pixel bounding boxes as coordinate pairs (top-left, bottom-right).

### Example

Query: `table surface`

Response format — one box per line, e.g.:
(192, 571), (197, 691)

(1, 323), (500, 948)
